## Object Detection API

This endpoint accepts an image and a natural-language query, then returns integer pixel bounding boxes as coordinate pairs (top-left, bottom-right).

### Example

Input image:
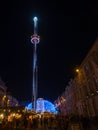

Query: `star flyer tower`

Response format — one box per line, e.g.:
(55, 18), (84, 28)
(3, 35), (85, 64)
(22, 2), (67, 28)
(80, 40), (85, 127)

(31, 17), (40, 112)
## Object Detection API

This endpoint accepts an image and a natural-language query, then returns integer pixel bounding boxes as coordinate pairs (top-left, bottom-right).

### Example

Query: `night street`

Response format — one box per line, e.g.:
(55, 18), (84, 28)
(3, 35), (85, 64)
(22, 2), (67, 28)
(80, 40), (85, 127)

(0, 1), (98, 130)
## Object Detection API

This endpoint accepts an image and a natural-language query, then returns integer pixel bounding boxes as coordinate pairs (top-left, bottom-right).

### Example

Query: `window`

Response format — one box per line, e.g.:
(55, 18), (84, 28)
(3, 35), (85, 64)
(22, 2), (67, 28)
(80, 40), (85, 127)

(84, 61), (93, 77)
(88, 80), (95, 94)
(91, 51), (98, 66)
(92, 77), (98, 91)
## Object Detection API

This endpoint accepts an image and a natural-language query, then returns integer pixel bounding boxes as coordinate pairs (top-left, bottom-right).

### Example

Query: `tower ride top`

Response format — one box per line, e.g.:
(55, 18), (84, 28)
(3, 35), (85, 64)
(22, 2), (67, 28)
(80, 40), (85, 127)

(31, 17), (40, 44)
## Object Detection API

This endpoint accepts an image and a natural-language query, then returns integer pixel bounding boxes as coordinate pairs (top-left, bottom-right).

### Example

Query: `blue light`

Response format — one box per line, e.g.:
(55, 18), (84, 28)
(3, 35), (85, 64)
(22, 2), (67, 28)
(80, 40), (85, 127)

(33, 17), (38, 22)
(26, 99), (57, 114)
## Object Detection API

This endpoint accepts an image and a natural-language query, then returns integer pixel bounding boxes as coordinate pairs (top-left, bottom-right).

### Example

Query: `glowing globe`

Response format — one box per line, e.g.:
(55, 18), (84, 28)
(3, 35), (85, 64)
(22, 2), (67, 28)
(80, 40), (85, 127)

(26, 98), (57, 114)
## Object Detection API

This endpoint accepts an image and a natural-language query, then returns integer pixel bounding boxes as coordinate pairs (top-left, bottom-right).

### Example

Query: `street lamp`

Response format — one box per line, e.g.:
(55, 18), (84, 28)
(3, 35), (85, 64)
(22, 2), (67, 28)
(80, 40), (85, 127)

(76, 69), (80, 73)
(2, 95), (6, 107)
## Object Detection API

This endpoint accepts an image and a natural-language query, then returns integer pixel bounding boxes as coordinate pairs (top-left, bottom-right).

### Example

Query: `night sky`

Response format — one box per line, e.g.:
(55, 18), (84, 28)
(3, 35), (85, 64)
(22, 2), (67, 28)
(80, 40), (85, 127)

(0, 0), (98, 103)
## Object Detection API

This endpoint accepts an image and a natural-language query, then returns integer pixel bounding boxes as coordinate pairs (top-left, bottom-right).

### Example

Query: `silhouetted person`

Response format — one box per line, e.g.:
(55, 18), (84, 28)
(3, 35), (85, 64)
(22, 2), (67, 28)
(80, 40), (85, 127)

(81, 117), (90, 130)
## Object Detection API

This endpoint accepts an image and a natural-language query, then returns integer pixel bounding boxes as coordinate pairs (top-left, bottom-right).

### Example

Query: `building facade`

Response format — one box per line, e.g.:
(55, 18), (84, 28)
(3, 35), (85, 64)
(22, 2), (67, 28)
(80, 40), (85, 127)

(0, 78), (18, 107)
(55, 38), (98, 118)
(0, 78), (7, 107)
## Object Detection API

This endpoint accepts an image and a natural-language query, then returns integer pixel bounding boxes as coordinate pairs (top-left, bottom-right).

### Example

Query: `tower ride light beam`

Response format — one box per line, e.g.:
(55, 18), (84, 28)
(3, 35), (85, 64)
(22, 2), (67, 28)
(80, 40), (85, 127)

(31, 17), (40, 112)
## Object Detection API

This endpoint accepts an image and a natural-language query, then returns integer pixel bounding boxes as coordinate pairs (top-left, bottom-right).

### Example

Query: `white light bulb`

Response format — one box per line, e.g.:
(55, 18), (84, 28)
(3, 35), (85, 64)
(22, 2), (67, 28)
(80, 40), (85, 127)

(33, 17), (38, 22)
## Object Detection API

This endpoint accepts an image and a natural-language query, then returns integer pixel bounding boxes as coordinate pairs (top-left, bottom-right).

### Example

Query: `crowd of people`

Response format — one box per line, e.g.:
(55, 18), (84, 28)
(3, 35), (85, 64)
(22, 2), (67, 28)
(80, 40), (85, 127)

(0, 111), (69, 130)
(0, 110), (98, 130)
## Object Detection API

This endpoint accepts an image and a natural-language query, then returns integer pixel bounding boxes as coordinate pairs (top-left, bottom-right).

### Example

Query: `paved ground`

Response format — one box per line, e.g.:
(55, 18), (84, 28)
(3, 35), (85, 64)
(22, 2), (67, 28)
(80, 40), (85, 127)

(0, 122), (98, 130)
(0, 126), (98, 130)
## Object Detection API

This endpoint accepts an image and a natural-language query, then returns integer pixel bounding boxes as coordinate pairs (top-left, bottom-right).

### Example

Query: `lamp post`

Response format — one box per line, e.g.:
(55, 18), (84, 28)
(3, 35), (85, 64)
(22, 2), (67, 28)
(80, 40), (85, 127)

(75, 68), (82, 83)
(31, 17), (40, 112)
(2, 95), (6, 107)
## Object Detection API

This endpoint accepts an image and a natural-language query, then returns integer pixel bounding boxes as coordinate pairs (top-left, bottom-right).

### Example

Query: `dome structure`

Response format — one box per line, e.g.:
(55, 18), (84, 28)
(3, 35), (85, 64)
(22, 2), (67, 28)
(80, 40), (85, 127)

(26, 98), (57, 114)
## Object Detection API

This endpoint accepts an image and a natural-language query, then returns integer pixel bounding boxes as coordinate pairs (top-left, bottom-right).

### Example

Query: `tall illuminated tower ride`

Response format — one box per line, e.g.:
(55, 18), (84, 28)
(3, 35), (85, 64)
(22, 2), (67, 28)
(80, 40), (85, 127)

(31, 17), (40, 111)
